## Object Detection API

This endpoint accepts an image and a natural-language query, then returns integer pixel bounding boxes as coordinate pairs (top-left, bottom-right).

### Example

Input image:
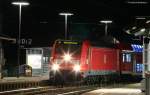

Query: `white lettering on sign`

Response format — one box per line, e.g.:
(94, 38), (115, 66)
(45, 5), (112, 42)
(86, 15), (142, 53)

(18, 38), (32, 45)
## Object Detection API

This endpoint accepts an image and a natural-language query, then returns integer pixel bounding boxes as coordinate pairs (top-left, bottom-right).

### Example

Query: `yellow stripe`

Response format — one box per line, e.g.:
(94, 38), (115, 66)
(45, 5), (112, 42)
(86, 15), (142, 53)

(63, 42), (78, 44)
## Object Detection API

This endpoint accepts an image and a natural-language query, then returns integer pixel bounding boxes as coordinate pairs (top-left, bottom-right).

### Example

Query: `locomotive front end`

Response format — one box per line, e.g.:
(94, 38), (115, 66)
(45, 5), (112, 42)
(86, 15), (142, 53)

(49, 40), (82, 83)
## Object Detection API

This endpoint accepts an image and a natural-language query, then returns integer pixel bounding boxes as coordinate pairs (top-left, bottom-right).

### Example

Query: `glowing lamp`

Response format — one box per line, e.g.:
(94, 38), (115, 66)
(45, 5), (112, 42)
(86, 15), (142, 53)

(12, 1), (30, 6)
(100, 20), (112, 24)
(52, 64), (59, 71)
(63, 53), (72, 61)
(73, 65), (80, 72)
(59, 12), (74, 16)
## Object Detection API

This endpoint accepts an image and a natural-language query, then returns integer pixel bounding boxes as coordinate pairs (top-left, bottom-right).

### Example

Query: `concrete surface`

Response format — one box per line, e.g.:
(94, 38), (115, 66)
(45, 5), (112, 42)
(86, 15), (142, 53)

(0, 76), (49, 83)
(82, 83), (145, 95)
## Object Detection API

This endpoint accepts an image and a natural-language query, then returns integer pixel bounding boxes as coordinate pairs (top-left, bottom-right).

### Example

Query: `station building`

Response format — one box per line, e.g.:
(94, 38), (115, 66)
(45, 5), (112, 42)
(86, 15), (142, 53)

(0, 6), (16, 78)
(24, 47), (52, 77)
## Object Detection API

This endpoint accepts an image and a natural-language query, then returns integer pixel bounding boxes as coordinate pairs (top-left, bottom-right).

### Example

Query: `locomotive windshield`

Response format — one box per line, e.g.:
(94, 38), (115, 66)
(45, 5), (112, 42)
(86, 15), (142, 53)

(55, 41), (81, 55)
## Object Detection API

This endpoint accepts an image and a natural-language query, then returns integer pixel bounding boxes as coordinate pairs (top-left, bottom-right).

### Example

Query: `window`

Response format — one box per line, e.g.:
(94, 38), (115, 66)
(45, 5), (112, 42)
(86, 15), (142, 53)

(122, 53), (132, 63)
(126, 54), (131, 62)
(123, 54), (125, 62)
(43, 56), (49, 63)
(136, 63), (143, 73)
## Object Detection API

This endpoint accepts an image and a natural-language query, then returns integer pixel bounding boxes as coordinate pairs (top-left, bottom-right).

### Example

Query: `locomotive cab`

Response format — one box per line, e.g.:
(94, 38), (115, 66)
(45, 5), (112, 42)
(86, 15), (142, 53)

(49, 39), (82, 83)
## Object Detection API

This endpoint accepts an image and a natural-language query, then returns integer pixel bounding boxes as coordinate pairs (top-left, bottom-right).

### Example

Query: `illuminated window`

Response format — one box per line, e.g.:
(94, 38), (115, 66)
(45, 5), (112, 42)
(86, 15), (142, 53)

(43, 56), (49, 63)
(122, 53), (131, 63)
(136, 63), (143, 73)
(123, 54), (125, 62)
(126, 54), (131, 62)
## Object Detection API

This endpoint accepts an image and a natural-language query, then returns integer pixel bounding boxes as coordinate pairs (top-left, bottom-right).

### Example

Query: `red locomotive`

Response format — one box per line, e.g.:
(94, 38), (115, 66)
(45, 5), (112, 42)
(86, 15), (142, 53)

(49, 39), (143, 84)
(49, 39), (82, 83)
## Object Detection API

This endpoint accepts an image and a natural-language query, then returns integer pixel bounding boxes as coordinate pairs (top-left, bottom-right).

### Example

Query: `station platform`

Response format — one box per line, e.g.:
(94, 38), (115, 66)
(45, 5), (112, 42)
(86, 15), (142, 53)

(0, 76), (49, 83)
(82, 83), (144, 95)
(0, 76), (49, 91)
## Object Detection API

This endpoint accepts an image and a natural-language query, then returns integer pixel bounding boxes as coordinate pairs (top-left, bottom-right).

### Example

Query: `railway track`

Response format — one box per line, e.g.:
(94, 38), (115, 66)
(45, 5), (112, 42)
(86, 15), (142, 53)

(0, 81), (133, 95)
(0, 85), (96, 95)
(0, 77), (140, 95)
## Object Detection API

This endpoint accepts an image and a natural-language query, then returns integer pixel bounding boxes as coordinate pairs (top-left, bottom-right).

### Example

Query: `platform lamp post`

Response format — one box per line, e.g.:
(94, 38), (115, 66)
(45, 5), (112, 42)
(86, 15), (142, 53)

(12, 1), (29, 78)
(100, 20), (112, 36)
(100, 20), (113, 86)
(59, 12), (74, 40)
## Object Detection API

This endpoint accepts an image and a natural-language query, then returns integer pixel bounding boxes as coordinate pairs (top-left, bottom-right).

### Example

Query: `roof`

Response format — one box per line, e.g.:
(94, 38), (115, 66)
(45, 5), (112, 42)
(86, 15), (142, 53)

(0, 34), (16, 42)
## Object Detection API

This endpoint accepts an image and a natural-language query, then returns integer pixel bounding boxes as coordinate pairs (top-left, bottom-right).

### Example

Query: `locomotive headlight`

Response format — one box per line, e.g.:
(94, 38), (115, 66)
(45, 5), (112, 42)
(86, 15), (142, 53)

(63, 53), (72, 61)
(73, 65), (80, 72)
(52, 64), (59, 71)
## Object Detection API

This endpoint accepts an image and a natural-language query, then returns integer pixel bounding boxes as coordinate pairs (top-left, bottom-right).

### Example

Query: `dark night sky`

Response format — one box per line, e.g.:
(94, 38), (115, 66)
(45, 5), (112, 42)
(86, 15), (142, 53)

(2, 0), (150, 47)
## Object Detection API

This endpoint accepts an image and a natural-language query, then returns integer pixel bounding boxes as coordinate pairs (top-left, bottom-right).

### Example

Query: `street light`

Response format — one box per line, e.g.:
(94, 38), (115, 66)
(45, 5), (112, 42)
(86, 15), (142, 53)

(100, 20), (112, 36)
(59, 12), (74, 40)
(12, 1), (29, 78)
(126, 1), (148, 4)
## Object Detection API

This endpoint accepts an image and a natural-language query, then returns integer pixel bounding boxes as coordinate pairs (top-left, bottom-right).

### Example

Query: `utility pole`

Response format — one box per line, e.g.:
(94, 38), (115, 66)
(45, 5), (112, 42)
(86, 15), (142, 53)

(137, 27), (150, 95)
(0, 45), (2, 79)
(143, 32), (150, 95)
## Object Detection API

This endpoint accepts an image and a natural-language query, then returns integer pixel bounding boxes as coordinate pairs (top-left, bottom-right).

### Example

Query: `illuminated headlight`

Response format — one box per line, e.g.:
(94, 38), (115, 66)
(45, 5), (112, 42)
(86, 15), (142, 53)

(73, 65), (80, 72)
(52, 64), (59, 71)
(63, 53), (72, 61)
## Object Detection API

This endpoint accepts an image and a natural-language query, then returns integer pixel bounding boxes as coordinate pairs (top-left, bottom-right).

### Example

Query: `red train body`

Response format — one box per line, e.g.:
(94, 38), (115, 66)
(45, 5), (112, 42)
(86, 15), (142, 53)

(81, 47), (119, 76)
(49, 39), (142, 83)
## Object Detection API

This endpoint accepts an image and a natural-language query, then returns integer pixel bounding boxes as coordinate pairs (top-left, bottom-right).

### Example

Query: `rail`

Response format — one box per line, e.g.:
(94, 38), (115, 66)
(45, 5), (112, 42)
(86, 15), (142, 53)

(0, 86), (95, 95)
(0, 82), (133, 95)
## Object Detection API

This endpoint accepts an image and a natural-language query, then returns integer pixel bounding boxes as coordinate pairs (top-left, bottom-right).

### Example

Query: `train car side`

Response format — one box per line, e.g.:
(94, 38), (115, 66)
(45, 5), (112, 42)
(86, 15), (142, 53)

(80, 46), (120, 83)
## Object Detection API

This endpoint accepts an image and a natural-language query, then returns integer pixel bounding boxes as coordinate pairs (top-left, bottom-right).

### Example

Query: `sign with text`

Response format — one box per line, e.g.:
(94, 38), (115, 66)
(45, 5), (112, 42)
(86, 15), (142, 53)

(18, 38), (32, 48)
